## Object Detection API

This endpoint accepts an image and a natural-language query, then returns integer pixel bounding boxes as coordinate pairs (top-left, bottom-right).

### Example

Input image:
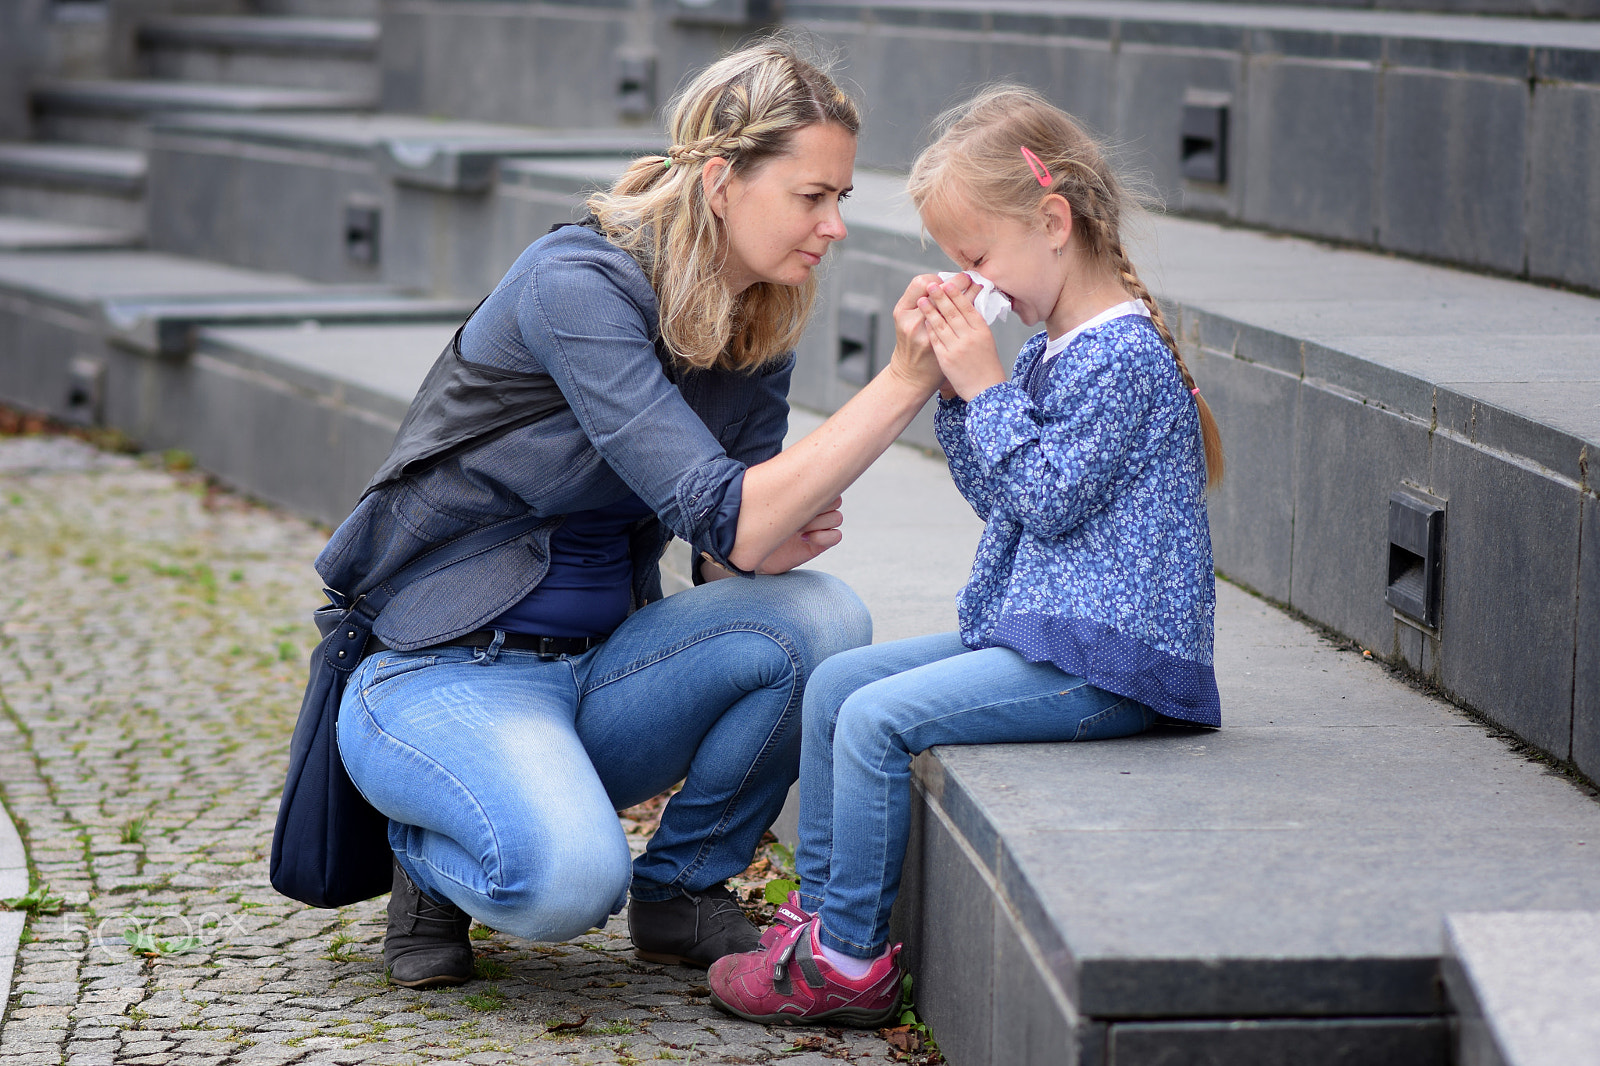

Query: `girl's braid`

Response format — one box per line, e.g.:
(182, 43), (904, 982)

(1106, 240), (1194, 392)
(1108, 237), (1224, 484)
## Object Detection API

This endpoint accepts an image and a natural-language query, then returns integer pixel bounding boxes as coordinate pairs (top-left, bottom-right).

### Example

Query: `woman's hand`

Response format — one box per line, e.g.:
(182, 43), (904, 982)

(919, 275), (1007, 401)
(755, 497), (844, 574)
(714, 498), (845, 577)
(885, 274), (946, 394)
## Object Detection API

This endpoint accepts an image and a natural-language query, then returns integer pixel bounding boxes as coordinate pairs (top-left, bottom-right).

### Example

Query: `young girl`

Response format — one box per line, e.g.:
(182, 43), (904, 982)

(707, 86), (1225, 1026)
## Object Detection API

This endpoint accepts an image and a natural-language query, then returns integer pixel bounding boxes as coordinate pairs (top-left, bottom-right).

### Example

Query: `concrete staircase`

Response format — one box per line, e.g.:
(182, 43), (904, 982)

(0, 8), (380, 243)
(0, 3), (1596, 1064)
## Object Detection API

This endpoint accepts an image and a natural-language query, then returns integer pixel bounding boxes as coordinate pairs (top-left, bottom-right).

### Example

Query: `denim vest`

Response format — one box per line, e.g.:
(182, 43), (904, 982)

(315, 224), (793, 651)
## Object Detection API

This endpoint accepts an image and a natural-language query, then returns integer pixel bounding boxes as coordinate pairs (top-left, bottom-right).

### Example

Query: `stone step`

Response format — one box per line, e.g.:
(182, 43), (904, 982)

(256, 0), (378, 16)
(1444, 912), (1600, 1066)
(30, 79), (375, 149)
(901, 587), (1600, 1065)
(0, 191), (1596, 1065)
(138, 16), (379, 95)
(144, 112), (658, 294)
(0, 215), (140, 252)
(486, 155), (1600, 1063)
(0, 246), (470, 516)
(384, 0), (1600, 291)
(0, 142), (146, 233)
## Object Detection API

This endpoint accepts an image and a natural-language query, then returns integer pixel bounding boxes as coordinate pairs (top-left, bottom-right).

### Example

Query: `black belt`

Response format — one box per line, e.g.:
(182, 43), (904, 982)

(371, 629), (605, 658)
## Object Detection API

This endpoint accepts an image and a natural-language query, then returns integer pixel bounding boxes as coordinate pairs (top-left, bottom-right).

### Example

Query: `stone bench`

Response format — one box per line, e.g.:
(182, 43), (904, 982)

(1444, 911), (1600, 1066)
(0, 143), (146, 235)
(0, 248), (466, 517)
(0, 215), (140, 253)
(137, 15), (380, 96)
(2, 162), (1598, 1065)
(6, 153), (1596, 795)
(380, 0), (1600, 290)
(31, 79), (376, 150)
(897, 580), (1600, 1065)
(145, 114), (657, 295)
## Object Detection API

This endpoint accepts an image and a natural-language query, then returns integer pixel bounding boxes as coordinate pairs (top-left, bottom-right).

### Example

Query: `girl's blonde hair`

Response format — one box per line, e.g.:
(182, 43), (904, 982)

(587, 42), (859, 372)
(907, 86), (1224, 486)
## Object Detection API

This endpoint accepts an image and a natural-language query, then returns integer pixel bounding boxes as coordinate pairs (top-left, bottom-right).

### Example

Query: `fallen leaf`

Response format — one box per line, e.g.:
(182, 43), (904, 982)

(545, 1014), (590, 1032)
(880, 1025), (924, 1053)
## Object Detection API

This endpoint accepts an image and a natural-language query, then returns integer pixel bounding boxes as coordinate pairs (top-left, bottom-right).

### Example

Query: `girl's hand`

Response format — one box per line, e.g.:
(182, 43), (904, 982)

(755, 497), (845, 574)
(919, 276), (1007, 401)
(885, 274), (945, 394)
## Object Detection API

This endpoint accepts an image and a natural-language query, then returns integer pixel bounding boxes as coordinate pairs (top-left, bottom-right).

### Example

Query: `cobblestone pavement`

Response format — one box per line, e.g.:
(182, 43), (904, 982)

(0, 436), (892, 1066)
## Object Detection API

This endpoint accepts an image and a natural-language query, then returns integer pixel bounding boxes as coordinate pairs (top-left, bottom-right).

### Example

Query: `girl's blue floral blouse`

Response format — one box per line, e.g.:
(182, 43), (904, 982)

(934, 315), (1220, 726)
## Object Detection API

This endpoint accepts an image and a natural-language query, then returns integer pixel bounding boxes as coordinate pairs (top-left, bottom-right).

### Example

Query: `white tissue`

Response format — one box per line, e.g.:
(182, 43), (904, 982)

(936, 270), (1012, 325)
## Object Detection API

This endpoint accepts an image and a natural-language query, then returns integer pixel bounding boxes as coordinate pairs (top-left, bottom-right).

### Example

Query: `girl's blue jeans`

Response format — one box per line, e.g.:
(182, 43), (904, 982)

(337, 569), (870, 943)
(796, 632), (1159, 960)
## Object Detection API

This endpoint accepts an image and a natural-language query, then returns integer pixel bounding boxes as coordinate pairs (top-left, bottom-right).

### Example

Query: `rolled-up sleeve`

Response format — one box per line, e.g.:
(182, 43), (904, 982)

(519, 247), (750, 569)
(694, 350), (792, 572)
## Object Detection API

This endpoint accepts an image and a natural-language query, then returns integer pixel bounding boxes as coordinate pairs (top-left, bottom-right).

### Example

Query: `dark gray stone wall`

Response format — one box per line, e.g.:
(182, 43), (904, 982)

(1575, 498), (1600, 787)
(1171, 0), (1600, 15)
(0, 0), (50, 142)
(146, 129), (389, 287)
(375, 1), (1600, 292)
(1187, 334), (1597, 782)
(1527, 82), (1600, 291)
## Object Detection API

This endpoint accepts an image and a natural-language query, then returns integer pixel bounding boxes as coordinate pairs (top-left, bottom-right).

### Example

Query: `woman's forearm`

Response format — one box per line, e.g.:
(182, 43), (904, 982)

(729, 364), (937, 571)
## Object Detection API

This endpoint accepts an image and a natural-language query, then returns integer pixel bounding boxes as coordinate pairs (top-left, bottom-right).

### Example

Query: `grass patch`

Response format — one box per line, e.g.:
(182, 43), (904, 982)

(324, 931), (360, 962)
(460, 986), (507, 1013)
(473, 956), (510, 980)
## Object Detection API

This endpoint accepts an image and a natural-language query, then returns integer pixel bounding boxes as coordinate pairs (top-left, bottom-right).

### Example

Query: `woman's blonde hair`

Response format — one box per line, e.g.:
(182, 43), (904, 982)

(587, 41), (859, 372)
(907, 86), (1224, 486)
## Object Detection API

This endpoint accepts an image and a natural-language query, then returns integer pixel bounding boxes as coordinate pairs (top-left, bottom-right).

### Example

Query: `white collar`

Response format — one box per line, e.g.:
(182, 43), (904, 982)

(1041, 300), (1151, 362)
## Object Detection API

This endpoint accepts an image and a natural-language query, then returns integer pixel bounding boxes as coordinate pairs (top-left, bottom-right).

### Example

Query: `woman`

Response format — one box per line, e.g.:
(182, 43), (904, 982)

(317, 42), (945, 988)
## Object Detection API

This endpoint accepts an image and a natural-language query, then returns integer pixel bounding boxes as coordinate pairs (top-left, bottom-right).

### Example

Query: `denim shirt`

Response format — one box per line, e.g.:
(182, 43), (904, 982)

(315, 224), (793, 651)
(935, 315), (1220, 726)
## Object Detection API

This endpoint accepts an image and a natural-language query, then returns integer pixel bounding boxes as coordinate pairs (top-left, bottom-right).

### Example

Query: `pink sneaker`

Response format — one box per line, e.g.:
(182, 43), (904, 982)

(709, 917), (903, 1027)
(758, 890), (814, 949)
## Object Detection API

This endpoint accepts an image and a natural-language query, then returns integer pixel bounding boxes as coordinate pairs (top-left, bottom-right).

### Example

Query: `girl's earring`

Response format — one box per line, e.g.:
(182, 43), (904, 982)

(1055, 245), (1064, 258)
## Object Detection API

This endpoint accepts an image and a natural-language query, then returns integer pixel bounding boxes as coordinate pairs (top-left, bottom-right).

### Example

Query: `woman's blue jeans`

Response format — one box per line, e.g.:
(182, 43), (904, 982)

(796, 632), (1159, 960)
(337, 570), (870, 943)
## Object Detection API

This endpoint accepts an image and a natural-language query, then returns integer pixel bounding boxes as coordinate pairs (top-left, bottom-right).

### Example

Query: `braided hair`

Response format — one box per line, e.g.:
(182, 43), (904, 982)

(907, 86), (1224, 486)
(589, 41), (859, 372)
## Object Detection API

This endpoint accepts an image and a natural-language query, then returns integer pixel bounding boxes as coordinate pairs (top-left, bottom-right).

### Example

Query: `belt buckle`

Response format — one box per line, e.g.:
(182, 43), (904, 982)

(536, 635), (562, 658)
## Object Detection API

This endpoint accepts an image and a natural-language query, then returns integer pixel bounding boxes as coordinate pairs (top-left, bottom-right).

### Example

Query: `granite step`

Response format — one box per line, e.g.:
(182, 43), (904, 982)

(144, 115), (656, 294)
(0, 194), (1596, 1064)
(137, 16), (379, 95)
(0, 247), (466, 508)
(0, 215), (141, 252)
(30, 79), (375, 149)
(0, 142), (146, 233)
(255, 0), (378, 16)
(899, 584), (1600, 1066)
(1443, 912), (1600, 1066)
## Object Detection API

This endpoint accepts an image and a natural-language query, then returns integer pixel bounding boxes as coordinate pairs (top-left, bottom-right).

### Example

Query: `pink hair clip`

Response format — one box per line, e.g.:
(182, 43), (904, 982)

(1191, 387), (1201, 396)
(1020, 146), (1052, 187)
